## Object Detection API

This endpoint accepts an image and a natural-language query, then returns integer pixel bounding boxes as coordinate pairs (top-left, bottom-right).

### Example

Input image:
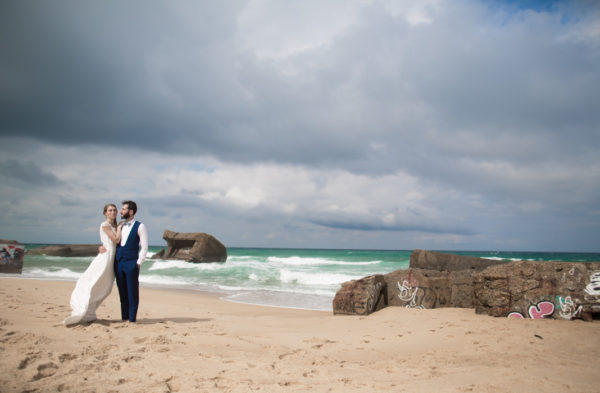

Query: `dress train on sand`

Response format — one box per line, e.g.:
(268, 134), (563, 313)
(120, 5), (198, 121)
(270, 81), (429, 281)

(63, 222), (116, 325)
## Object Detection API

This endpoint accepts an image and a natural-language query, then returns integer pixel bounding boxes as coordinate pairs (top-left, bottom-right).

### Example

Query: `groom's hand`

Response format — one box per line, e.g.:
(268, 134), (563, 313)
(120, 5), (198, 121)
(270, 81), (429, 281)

(99, 246), (107, 254)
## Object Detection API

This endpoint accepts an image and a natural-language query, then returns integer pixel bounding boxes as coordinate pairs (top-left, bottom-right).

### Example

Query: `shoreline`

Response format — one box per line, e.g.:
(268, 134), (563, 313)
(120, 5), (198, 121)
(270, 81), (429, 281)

(1, 278), (599, 392)
(4, 274), (334, 312)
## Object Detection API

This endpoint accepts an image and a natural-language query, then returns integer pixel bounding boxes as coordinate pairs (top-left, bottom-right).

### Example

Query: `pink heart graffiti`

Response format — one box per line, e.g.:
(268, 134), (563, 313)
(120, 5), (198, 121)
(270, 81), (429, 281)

(528, 301), (555, 319)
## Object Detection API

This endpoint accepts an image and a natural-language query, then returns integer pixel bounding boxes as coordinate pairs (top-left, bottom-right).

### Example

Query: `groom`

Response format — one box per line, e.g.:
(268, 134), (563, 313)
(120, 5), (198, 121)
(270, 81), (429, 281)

(114, 200), (148, 323)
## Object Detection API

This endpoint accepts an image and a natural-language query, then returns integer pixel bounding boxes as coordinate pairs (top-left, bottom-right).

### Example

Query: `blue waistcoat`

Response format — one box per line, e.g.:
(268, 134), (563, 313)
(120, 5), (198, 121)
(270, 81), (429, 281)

(116, 221), (141, 262)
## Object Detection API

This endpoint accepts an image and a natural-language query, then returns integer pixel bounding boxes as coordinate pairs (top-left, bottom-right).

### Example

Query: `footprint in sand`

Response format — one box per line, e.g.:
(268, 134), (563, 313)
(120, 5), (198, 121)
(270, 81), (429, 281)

(151, 335), (172, 345)
(32, 362), (58, 381)
(59, 353), (77, 363)
(18, 352), (41, 370)
(304, 338), (337, 349)
(302, 369), (318, 378)
(35, 336), (52, 345)
(278, 349), (303, 360)
(164, 376), (180, 392)
(122, 354), (143, 363)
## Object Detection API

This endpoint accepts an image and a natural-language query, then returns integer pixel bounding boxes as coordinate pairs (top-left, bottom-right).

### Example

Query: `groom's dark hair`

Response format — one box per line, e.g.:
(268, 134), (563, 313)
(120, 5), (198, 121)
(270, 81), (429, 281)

(122, 200), (137, 215)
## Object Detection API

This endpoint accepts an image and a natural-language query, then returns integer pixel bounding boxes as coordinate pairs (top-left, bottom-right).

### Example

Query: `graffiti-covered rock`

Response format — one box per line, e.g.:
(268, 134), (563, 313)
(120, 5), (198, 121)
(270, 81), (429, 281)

(410, 249), (509, 272)
(473, 261), (600, 320)
(333, 274), (387, 315)
(333, 250), (600, 320)
(383, 269), (474, 309)
(0, 241), (24, 274)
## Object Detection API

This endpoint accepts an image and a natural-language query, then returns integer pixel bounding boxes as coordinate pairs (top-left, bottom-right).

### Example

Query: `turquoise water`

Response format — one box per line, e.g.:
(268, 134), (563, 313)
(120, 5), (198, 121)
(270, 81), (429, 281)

(13, 245), (600, 311)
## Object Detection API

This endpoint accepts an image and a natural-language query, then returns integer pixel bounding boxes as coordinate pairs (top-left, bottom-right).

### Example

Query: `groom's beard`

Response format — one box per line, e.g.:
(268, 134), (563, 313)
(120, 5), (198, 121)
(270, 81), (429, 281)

(121, 212), (131, 220)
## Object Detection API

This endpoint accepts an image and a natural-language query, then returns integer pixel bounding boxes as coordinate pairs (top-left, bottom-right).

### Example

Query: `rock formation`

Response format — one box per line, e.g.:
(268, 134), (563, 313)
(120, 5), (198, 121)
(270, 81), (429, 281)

(333, 250), (508, 315)
(155, 230), (227, 263)
(410, 249), (509, 271)
(26, 244), (100, 257)
(384, 269), (474, 309)
(332, 249), (600, 321)
(0, 240), (24, 274)
(473, 260), (600, 320)
(333, 275), (387, 315)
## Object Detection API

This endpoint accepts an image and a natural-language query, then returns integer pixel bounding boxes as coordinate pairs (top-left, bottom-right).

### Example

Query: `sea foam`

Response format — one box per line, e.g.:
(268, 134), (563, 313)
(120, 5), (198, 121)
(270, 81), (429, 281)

(279, 269), (360, 286)
(23, 268), (82, 280)
(267, 256), (381, 266)
(148, 260), (228, 271)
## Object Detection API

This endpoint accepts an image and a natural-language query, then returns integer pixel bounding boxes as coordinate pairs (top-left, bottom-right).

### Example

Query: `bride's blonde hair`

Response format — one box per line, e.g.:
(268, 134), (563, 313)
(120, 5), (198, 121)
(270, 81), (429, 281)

(103, 203), (117, 228)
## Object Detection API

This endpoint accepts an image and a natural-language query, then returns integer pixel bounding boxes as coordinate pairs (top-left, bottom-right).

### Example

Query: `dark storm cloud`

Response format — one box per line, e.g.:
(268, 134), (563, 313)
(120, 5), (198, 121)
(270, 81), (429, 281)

(0, 1), (244, 152)
(2, 1), (598, 176)
(0, 159), (62, 186)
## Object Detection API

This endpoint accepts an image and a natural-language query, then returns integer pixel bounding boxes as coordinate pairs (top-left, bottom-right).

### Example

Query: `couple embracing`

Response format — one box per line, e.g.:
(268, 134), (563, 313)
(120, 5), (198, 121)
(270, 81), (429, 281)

(64, 201), (148, 325)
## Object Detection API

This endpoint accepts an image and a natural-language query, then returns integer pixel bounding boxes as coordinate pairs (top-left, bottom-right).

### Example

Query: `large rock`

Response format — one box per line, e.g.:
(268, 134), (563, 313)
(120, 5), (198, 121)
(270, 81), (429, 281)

(384, 268), (474, 309)
(332, 268), (474, 314)
(158, 230), (227, 263)
(410, 249), (509, 272)
(333, 250), (504, 315)
(473, 260), (600, 320)
(0, 240), (24, 274)
(26, 244), (100, 257)
(333, 275), (387, 315)
(333, 249), (600, 320)
(0, 239), (20, 244)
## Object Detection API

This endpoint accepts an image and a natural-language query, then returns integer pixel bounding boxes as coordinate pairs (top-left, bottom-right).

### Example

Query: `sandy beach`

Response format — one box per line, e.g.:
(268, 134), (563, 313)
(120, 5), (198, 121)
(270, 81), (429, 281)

(1, 278), (599, 393)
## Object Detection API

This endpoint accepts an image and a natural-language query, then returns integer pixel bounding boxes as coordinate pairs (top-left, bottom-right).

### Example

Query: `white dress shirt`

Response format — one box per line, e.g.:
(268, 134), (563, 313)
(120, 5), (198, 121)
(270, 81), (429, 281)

(121, 220), (148, 266)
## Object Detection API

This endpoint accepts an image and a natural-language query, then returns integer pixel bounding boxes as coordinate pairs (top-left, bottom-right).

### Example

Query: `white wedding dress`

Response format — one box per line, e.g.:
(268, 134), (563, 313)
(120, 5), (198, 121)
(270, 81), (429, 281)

(63, 221), (116, 325)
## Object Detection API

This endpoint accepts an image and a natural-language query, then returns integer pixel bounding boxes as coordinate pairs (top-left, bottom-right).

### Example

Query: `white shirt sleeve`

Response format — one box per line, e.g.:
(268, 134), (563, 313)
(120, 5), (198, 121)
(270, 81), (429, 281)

(137, 223), (148, 266)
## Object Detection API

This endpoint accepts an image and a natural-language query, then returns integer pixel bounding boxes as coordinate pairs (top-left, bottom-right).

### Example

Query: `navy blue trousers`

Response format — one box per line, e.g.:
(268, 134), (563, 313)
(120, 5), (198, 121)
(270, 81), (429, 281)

(114, 258), (139, 322)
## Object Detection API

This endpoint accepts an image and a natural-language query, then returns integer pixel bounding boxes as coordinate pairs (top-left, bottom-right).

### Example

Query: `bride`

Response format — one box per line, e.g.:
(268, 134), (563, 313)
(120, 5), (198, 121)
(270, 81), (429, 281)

(63, 203), (122, 325)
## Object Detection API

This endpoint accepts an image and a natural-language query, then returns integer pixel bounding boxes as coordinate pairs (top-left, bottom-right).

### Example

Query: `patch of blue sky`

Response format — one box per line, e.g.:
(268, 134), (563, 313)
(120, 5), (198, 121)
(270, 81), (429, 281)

(498, 0), (563, 12)
(484, 0), (579, 26)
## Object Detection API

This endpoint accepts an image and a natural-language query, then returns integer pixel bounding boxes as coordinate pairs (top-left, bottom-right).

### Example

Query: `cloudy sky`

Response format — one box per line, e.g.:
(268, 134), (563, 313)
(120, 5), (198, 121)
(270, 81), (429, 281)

(1, 0), (599, 251)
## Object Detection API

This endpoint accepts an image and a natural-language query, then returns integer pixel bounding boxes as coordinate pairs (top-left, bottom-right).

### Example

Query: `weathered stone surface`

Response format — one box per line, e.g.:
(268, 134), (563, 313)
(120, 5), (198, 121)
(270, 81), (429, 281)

(334, 250), (498, 314)
(159, 229), (227, 263)
(473, 261), (600, 319)
(26, 244), (100, 257)
(0, 240), (24, 274)
(0, 239), (20, 244)
(333, 275), (387, 315)
(333, 249), (600, 320)
(384, 268), (474, 309)
(151, 248), (165, 260)
(410, 249), (509, 272)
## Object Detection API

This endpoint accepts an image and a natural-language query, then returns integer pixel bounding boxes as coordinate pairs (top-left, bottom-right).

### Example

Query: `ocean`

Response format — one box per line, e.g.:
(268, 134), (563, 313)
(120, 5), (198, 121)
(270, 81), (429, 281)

(13, 245), (600, 311)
